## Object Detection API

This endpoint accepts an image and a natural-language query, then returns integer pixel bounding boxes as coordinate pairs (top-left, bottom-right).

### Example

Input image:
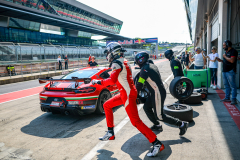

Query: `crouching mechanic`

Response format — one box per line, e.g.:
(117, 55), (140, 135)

(91, 42), (164, 157)
(164, 49), (184, 78)
(135, 51), (188, 135)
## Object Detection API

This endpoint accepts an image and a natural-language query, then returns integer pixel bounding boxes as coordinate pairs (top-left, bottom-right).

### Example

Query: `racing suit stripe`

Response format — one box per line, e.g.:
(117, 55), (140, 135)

(146, 77), (162, 120)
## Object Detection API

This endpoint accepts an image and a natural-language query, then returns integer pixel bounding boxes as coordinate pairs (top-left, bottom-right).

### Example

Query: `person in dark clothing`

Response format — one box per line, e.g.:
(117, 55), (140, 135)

(88, 56), (99, 67)
(216, 40), (238, 105)
(181, 52), (185, 68)
(164, 50), (184, 78)
(64, 55), (68, 69)
(185, 51), (190, 69)
(135, 51), (189, 135)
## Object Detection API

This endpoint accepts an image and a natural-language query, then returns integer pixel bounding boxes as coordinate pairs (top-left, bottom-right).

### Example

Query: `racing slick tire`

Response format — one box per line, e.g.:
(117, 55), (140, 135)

(181, 93), (202, 104)
(163, 103), (193, 122)
(169, 76), (194, 101)
(95, 90), (111, 115)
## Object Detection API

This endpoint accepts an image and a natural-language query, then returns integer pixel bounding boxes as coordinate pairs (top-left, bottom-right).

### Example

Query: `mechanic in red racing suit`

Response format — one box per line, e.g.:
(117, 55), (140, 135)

(91, 42), (164, 157)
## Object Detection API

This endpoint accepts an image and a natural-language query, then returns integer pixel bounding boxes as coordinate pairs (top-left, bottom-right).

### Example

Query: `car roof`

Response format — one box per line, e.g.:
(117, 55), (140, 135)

(79, 66), (110, 71)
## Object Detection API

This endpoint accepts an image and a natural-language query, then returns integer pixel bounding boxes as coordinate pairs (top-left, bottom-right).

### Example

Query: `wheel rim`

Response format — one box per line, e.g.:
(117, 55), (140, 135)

(175, 80), (192, 99)
(100, 92), (110, 112)
(167, 104), (188, 110)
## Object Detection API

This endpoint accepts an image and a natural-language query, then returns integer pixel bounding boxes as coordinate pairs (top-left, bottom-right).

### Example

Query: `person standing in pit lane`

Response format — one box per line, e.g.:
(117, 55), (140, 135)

(91, 42), (164, 157)
(88, 56), (99, 67)
(135, 51), (189, 135)
(164, 50), (184, 78)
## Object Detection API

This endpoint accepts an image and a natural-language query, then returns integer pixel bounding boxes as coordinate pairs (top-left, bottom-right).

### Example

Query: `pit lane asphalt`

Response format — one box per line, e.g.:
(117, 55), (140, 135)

(0, 59), (240, 160)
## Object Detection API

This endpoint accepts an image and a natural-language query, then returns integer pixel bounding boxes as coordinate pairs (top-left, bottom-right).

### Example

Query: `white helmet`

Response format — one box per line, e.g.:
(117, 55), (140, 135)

(104, 42), (126, 62)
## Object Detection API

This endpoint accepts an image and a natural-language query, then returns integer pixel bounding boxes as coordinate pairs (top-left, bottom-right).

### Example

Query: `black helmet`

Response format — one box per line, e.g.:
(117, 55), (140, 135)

(135, 51), (149, 67)
(164, 50), (174, 60)
(104, 42), (126, 62)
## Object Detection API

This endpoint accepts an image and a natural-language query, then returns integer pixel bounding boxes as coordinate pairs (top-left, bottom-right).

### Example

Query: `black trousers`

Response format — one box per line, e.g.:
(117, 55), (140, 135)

(59, 62), (62, 70)
(143, 88), (182, 127)
(65, 62), (68, 69)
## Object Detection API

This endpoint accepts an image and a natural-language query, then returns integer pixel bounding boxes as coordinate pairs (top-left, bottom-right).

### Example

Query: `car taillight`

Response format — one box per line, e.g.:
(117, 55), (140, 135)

(74, 87), (96, 93)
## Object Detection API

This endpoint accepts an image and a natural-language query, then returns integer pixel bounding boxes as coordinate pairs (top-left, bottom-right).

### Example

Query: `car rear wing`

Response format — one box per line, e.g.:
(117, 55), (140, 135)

(38, 77), (91, 88)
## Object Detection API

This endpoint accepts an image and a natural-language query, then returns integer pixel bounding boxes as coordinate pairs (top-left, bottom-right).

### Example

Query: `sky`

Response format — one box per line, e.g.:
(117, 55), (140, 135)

(78, 0), (192, 43)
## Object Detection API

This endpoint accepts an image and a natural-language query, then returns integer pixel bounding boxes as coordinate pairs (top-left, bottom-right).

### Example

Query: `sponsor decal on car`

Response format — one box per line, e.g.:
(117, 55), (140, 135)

(81, 105), (95, 109)
(65, 96), (99, 101)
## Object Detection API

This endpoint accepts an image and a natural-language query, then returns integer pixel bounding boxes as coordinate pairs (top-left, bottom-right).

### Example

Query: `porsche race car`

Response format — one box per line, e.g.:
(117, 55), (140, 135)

(39, 67), (119, 116)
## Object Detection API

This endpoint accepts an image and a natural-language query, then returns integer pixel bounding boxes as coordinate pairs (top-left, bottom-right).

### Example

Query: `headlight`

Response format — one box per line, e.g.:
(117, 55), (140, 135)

(74, 87), (96, 93)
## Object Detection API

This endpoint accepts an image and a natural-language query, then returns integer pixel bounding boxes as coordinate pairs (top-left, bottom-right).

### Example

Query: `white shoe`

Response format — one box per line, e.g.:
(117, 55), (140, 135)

(213, 85), (217, 90)
(99, 130), (115, 141)
(210, 84), (213, 88)
(147, 141), (165, 157)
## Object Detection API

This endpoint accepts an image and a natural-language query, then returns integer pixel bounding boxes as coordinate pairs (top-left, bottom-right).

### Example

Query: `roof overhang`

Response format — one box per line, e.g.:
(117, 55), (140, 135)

(194, 0), (216, 46)
(0, 1), (128, 40)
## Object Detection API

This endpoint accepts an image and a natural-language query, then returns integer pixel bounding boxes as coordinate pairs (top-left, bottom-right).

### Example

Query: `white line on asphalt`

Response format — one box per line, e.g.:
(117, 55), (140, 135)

(0, 93), (39, 105)
(81, 73), (173, 160)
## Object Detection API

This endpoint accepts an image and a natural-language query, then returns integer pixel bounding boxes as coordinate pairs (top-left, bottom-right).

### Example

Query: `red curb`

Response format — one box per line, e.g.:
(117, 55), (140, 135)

(215, 89), (240, 130)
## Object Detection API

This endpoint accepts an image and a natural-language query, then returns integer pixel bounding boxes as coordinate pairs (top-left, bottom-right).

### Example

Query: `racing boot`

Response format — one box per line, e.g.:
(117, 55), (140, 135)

(147, 140), (165, 157)
(179, 121), (189, 136)
(99, 130), (115, 141)
(150, 124), (163, 131)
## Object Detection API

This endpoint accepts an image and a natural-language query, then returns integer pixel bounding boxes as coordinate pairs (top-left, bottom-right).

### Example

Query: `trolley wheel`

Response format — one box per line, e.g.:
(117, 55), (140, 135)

(201, 92), (207, 100)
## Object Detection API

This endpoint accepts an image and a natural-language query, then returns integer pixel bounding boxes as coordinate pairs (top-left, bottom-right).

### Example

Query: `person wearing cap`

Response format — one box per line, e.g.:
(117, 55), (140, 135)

(189, 47), (206, 69)
(88, 56), (98, 67)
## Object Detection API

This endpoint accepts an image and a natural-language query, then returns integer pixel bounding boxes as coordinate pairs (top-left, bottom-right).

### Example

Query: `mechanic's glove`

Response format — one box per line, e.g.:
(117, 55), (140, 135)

(92, 79), (102, 85)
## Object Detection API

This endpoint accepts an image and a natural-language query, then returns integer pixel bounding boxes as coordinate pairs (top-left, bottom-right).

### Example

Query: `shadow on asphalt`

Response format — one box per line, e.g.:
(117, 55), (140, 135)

(208, 93), (240, 159)
(97, 149), (117, 160)
(21, 105), (122, 138)
(120, 133), (191, 160)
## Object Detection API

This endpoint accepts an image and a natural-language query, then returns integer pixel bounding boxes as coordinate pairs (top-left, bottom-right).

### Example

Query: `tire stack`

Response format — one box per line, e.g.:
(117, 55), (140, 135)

(165, 76), (195, 122)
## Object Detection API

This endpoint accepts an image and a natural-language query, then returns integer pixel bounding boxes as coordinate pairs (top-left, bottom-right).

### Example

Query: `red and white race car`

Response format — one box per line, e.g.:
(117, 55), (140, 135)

(39, 67), (119, 116)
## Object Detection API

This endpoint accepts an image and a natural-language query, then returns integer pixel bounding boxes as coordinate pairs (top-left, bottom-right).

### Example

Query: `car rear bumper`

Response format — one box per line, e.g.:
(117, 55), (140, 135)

(40, 101), (97, 116)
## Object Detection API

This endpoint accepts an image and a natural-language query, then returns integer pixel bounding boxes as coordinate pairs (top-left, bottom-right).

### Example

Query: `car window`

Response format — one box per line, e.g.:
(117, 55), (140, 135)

(62, 70), (98, 79)
(99, 69), (112, 79)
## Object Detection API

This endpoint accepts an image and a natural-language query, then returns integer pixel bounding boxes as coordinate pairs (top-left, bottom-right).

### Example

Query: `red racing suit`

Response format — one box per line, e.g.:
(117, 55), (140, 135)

(101, 58), (156, 143)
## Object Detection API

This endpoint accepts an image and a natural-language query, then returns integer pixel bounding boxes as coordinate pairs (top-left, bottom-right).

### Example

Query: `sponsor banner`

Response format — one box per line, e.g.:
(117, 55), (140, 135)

(106, 38), (158, 45)
(106, 40), (133, 45)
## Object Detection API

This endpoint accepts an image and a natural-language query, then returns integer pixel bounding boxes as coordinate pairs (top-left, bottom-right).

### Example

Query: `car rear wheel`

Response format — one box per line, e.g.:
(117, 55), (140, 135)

(163, 103), (193, 122)
(95, 90), (111, 115)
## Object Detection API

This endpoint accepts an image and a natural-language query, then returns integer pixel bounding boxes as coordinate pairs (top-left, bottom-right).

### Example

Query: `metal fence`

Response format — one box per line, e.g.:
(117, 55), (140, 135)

(0, 42), (135, 63)
(0, 59), (115, 78)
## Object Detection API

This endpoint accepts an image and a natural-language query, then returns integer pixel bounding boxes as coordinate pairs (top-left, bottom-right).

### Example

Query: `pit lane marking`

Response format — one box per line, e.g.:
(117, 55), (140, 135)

(81, 73), (173, 160)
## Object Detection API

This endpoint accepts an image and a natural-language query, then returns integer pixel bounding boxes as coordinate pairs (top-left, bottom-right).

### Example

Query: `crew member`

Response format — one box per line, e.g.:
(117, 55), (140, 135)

(135, 51), (189, 135)
(91, 42), (164, 157)
(88, 56), (98, 67)
(164, 50), (184, 78)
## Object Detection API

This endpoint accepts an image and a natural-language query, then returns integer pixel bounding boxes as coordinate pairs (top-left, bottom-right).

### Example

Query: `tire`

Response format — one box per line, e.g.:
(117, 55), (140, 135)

(163, 103), (193, 122)
(201, 92), (207, 100)
(95, 90), (111, 115)
(182, 93), (202, 104)
(169, 76), (194, 100)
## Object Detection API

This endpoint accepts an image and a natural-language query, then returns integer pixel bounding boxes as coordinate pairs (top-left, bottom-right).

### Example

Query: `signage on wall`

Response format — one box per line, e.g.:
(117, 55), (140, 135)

(106, 38), (158, 45)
